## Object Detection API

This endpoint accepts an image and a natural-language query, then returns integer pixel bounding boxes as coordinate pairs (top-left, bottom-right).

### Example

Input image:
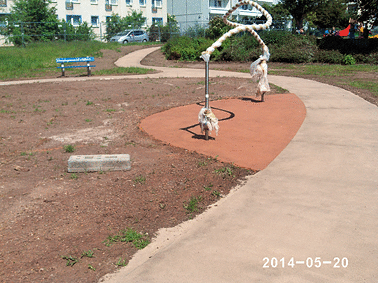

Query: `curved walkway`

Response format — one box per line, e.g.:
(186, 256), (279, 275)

(2, 47), (377, 281)
(103, 47), (378, 282)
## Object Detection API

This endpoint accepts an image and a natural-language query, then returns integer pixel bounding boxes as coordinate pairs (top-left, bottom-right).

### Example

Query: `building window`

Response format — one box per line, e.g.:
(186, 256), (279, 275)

(126, 0), (132, 6)
(139, 0), (146, 6)
(152, 0), (162, 8)
(105, 0), (112, 11)
(66, 15), (82, 26)
(0, 0), (7, 7)
(90, 0), (98, 4)
(152, 17), (163, 25)
(110, 0), (118, 5)
(91, 16), (99, 27)
(210, 0), (222, 8)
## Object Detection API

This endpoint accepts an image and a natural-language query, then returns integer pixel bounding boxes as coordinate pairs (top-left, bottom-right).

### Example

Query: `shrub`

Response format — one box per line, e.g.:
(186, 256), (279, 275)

(148, 24), (160, 42)
(343, 54), (356, 65)
(205, 16), (231, 39)
(162, 36), (214, 61)
(314, 50), (344, 64)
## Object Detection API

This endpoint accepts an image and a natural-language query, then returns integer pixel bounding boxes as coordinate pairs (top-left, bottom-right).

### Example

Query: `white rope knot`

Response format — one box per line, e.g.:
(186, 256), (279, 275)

(198, 107), (219, 136)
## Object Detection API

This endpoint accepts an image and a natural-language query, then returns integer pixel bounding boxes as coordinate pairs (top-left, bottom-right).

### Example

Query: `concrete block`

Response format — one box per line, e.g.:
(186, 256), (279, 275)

(68, 154), (131, 173)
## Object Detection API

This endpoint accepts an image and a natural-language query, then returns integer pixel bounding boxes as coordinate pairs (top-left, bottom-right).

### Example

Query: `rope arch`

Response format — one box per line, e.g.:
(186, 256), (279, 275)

(198, 1), (273, 139)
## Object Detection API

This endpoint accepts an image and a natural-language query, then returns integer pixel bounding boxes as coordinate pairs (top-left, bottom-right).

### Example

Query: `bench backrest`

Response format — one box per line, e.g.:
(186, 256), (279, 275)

(56, 57), (95, 63)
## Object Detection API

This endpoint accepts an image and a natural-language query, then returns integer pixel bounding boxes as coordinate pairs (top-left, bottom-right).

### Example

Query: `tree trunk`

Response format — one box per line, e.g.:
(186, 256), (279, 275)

(363, 24), (369, 39)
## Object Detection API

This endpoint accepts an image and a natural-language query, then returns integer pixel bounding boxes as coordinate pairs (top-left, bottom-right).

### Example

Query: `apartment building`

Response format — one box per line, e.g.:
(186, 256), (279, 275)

(167, 0), (274, 31)
(0, 0), (167, 40)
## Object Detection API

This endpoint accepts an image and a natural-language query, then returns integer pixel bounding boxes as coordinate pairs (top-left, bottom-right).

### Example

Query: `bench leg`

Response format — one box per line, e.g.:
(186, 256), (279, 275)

(87, 62), (91, 76)
(61, 63), (65, 77)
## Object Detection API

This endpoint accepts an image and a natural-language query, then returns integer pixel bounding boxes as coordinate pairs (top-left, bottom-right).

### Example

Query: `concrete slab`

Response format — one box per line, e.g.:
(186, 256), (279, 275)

(67, 154), (131, 173)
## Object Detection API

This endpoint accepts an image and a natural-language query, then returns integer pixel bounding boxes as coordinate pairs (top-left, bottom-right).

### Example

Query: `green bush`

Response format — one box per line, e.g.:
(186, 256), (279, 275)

(353, 53), (378, 64)
(343, 54), (356, 65)
(162, 36), (214, 61)
(162, 31), (378, 64)
(314, 50), (344, 64)
(205, 16), (231, 40)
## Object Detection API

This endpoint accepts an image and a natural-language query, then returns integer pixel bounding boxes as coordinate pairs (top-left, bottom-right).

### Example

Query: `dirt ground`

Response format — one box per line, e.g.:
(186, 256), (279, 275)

(0, 46), (260, 283)
(0, 45), (376, 283)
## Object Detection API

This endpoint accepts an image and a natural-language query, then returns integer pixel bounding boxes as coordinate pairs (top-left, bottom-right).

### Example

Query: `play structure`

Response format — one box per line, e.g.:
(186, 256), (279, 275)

(198, 0), (273, 140)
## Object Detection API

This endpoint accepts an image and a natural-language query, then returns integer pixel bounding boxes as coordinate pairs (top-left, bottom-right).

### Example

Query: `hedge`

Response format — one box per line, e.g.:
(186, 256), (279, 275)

(162, 31), (378, 64)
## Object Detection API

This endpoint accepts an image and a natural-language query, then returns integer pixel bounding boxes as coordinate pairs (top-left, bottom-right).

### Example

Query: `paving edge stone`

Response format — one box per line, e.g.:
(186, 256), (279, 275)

(67, 154), (131, 173)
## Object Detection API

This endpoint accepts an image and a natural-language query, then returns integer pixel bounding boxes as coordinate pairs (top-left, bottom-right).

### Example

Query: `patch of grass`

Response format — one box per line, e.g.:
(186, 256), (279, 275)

(134, 175), (146, 184)
(85, 119), (92, 122)
(105, 109), (117, 112)
(86, 101), (94, 106)
(96, 67), (155, 76)
(103, 228), (150, 249)
(349, 80), (378, 97)
(63, 144), (75, 153)
(115, 258), (127, 267)
(212, 190), (221, 198)
(88, 264), (96, 271)
(0, 41), (122, 80)
(183, 196), (202, 213)
(203, 184), (213, 191)
(71, 173), (78, 180)
(81, 250), (94, 258)
(270, 83), (289, 93)
(197, 160), (208, 167)
(61, 255), (78, 267)
(214, 166), (235, 178)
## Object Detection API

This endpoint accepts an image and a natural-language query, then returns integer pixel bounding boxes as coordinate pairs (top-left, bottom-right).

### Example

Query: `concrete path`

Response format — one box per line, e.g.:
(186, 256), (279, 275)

(100, 47), (378, 282)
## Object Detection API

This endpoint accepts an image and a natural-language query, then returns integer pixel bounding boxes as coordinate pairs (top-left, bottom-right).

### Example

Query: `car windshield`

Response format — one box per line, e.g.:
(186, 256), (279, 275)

(116, 30), (132, 36)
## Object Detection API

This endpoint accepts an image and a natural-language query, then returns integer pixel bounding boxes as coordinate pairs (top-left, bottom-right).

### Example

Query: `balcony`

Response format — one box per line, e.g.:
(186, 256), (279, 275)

(0, 0), (6, 8)
(66, 2), (73, 10)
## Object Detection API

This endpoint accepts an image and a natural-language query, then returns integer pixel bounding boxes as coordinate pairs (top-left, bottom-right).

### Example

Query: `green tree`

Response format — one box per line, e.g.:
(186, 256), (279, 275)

(354, 0), (378, 38)
(124, 10), (146, 28)
(205, 16), (231, 40)
(310, 0), (349, 29)
(281, 0), (320, 30)
(160, 14), (180, 42)
(105, 10), (146, 41)
(258, 3), (291, 30)
(260, 3), (291, 21)
(5, 0), (60, 45)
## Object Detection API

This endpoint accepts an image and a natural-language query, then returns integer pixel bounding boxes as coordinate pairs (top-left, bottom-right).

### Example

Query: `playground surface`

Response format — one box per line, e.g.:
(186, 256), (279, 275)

(0, 46), (377, 283)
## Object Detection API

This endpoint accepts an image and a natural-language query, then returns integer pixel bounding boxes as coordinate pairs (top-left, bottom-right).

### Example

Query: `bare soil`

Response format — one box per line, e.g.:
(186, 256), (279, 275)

(0, 45), (257, 283)
(0, 44), (376, 283)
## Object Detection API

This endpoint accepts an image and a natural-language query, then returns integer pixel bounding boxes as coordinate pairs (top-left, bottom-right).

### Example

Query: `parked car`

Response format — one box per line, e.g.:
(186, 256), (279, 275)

(110, 29), (149, 44)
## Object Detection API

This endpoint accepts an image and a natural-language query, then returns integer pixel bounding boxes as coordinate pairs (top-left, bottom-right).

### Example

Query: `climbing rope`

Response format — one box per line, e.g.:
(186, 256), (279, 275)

(199, 0), (273, 138)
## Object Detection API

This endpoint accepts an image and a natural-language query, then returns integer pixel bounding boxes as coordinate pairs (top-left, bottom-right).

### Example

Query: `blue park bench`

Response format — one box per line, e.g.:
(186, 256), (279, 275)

(56, 57), (96, 76)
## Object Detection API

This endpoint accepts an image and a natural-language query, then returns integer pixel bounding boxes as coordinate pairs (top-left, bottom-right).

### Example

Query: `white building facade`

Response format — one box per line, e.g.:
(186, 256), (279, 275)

(167, 0), (274, 31)
(0, 0), (167, 40)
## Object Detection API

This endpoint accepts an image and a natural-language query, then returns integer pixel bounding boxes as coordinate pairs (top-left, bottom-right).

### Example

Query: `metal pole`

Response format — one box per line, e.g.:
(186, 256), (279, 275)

(21, 22), (24, 46)
(205, 60), (210, 140)
(205, 60), (209, 109)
